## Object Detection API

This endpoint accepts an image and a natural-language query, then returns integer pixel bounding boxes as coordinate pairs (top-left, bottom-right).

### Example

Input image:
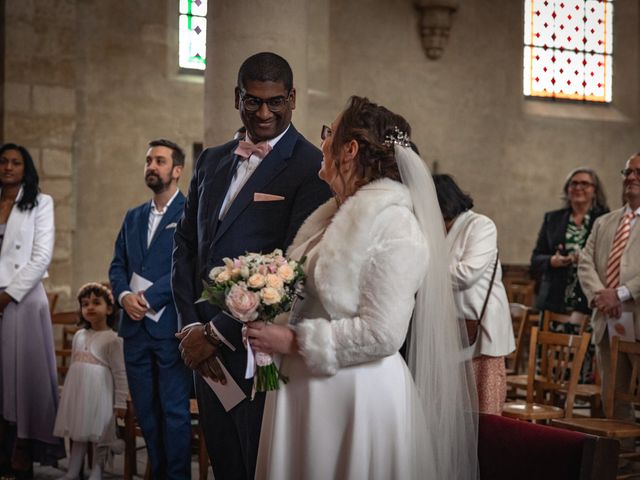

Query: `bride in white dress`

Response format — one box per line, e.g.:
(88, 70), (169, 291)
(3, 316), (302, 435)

(248, 96), (478, 480)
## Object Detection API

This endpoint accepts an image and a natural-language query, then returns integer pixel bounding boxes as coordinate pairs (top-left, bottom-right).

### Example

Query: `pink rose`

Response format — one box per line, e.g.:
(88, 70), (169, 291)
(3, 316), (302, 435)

(225, 284), (260, 322)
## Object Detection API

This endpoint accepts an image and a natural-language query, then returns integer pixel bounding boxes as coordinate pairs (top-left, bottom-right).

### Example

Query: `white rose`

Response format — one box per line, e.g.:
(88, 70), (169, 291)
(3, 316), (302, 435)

(239, 266), (251, 279)
(247, 274), (266, 289)
(216, 270), (231, 283)
(277, 264), (295, 282)
(266, 274), (284, 290)
(208, 266), (226, 281)
(260, 287), (282, 305)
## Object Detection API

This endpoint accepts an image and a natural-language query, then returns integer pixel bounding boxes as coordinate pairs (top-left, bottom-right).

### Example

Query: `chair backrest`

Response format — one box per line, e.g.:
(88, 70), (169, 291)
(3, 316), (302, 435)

(506, 303), (533, 374)
(541, 310), (588, 335)
(607, 336), (640, 419)
(504, 279), (535, 307)
(526, 327), (591, 417)
(46, 291), (59, 316)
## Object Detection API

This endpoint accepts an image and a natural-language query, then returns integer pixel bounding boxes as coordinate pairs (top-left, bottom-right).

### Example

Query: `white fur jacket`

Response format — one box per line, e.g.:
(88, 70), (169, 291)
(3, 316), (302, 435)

(288, 178), (429, 376)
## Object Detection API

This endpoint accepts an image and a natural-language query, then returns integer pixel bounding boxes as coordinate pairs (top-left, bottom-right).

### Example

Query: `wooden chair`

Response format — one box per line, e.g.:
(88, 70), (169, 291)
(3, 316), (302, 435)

(46, 291), (59, 315)
(123, 398), (209, 480)
(552, 337), (640, 478)
(504, 279), (535, 307)
(507, 310), (590, 398)
(502, 327), (591, 422)
(542, 311), (603, 418)
(50, 311), (81, 384)
(506, 307), (539, 399)
(505, 303), (532, 376)
(541, 310), (588, 334)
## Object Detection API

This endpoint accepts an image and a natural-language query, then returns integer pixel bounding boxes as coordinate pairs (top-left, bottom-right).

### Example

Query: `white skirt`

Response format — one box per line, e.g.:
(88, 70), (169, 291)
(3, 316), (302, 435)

(54, 361), (116, 443)
(256, 352), (433, 480)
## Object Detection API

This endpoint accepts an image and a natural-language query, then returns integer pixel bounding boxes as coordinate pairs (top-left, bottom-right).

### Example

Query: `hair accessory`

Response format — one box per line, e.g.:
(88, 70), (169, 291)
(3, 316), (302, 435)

(383, 126), (411, 148)
(77, 282), (115, 305)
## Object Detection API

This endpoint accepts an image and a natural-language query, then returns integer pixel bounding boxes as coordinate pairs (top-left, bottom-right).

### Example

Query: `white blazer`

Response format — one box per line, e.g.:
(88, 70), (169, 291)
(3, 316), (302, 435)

(0, 189), (54, 302)
(446, 210), (515, 358)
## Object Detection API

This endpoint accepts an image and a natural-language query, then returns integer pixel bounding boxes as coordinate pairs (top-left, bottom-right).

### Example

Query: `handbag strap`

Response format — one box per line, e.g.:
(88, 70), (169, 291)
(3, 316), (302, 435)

(477, 250), (499, 325)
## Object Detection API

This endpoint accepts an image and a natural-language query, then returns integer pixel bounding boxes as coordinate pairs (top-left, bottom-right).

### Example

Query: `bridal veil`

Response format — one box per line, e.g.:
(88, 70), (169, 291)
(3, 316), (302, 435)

(396, 143), (480, 480)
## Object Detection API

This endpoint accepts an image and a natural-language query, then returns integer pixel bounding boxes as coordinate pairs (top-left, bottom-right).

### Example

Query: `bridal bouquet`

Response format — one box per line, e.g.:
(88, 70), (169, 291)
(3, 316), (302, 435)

(200, 249), (305, 393)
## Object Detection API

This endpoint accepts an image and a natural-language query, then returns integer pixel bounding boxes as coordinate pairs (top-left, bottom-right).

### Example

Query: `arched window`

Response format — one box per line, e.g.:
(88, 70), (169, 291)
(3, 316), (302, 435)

(179, 0), (207, 71)
(523, 0), (613, 103)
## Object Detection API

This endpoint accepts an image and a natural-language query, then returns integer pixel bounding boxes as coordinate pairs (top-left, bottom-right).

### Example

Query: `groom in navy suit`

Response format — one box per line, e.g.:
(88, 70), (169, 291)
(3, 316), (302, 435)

(173, 52), (331, 480)
(109, 139), (192, 479)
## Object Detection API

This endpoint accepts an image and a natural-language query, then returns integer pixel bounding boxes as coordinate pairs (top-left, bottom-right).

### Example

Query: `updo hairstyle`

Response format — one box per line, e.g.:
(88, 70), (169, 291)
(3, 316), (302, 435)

(331, 96), (411, 188)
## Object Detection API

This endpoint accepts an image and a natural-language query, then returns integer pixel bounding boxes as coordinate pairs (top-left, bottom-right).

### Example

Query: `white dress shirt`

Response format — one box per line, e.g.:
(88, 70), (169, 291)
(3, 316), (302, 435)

(147, 188), (180, 246)
(218, 125), (289, 219)
(616, 204), (640, 302)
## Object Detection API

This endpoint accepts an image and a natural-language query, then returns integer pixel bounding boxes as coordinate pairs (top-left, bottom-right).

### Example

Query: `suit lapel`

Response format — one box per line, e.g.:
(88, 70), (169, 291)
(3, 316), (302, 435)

(1, 200), (27, 256)
(625, 212), (640, 251)
(554, 209), (571, 247)
(598, 209), (624, 272)
(212, 126), (299, 244)
(147, 193), (185, 250)
(214, 152), (287, 243)
(204, 151), (240, 243)
(138, 202), (151, 255)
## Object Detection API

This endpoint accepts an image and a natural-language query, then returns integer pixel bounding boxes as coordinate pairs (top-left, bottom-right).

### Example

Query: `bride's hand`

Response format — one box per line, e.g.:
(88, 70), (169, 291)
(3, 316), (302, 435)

(246, 322), (298, 355)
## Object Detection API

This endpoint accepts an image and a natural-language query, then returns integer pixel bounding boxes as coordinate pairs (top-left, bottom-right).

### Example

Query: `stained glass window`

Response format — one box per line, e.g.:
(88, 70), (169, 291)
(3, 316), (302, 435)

(523, 0), (613, 103)
(179, 0), (207, 71)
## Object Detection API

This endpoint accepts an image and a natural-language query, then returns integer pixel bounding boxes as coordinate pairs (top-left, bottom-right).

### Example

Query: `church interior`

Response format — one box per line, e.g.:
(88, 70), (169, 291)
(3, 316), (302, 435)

(2, 0), (640, 478)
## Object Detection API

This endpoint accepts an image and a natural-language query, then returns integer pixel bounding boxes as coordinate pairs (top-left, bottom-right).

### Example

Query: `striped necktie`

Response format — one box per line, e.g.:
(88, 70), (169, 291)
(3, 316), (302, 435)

(605, 212), (635, 288)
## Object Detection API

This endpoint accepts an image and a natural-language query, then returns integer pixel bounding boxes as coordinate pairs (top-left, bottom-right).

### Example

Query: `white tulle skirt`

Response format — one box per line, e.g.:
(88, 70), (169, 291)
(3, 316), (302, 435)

(256, 352), (434, 480)
(54, 361), (116, 443)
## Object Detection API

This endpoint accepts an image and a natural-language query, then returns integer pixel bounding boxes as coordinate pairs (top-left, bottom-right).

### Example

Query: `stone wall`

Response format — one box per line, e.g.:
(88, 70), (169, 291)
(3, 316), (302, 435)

(2, 0), (639, 309)
(2, 0), (204, 308)
(205, 0), (640, 264)
(3, 0), (78, 304)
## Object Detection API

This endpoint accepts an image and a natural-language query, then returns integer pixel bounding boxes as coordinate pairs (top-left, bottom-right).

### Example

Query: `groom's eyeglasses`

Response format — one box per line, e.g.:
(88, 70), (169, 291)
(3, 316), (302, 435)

(321, 125), (332, 141)
(239, 93), (291, 113)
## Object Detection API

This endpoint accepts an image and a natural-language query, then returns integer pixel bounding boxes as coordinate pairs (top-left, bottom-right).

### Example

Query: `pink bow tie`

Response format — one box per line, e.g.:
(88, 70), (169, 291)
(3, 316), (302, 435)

(234, 140), (272, 159)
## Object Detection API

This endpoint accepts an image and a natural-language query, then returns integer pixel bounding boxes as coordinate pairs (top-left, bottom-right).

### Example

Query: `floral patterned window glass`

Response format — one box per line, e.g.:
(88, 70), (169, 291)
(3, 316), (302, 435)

(523, 0), (613, 102)
(179, 0), (207, 71)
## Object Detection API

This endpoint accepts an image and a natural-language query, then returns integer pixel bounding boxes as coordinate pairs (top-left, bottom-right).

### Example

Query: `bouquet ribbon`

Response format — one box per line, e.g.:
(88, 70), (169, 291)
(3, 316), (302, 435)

(242, 325), (256, 379)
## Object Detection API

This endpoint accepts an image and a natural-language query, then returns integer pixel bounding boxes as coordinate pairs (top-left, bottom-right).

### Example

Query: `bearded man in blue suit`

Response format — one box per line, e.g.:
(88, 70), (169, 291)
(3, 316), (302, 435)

(172, 52), (331, 480)
(109, 139), (192, 480)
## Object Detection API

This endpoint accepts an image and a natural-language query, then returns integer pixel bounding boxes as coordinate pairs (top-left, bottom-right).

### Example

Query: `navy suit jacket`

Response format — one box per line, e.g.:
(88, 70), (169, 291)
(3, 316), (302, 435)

(110, 192), (186, 340)
(172, 124), (331, 393)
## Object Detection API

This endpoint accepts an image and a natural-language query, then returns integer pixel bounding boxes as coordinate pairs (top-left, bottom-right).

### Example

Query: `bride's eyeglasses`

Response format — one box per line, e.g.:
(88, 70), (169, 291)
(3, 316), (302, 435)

(321, 125), (332, 141)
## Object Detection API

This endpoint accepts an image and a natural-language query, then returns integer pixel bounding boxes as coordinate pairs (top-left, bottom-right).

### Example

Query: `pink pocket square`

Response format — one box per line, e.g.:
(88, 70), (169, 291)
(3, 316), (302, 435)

(254, 193), (285, 202)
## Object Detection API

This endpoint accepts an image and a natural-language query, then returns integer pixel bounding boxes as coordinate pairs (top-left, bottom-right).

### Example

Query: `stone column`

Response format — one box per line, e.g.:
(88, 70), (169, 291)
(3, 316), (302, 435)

(204, 0), (310, 145)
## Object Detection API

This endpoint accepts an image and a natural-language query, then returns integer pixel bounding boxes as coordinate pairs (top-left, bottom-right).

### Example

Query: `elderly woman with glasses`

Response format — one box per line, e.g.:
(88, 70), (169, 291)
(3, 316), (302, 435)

(531, 168), (609, 379)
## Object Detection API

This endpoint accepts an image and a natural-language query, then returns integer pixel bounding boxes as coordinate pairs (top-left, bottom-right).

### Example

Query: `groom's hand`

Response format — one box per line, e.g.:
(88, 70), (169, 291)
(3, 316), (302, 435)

(196, 356), (227, 384)
(176, 325), (217, 369)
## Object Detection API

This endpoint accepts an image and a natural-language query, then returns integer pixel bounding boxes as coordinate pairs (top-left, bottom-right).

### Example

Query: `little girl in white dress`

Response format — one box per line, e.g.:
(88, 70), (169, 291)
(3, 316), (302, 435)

(53, 283), (128, 480)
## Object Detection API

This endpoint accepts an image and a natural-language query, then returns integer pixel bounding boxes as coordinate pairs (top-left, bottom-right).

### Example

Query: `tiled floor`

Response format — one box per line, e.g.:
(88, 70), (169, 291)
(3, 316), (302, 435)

(31, 439), (212, 480)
